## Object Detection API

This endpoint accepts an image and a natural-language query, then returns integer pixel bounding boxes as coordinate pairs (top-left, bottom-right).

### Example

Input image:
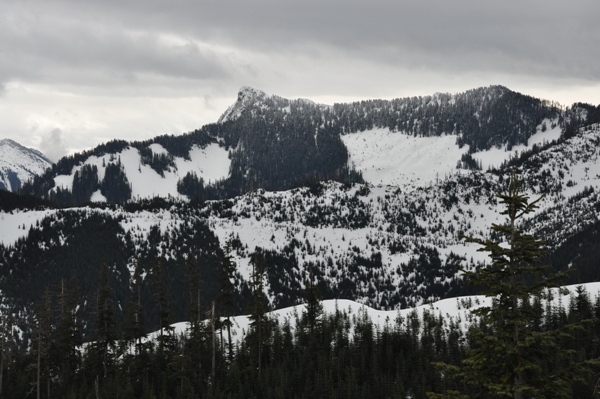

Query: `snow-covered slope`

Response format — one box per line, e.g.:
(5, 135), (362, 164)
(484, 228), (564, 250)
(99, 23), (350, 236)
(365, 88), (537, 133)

(0, 139), (52, 192)
(51, 142), (230, 201)
(2, 122), (599, 313)
(158, 281), (600, 348)
(343, 118), (564, 190)
(3, 124), (600, 312)
(342, 128), (465, 189)
(471, 117), (563, 169)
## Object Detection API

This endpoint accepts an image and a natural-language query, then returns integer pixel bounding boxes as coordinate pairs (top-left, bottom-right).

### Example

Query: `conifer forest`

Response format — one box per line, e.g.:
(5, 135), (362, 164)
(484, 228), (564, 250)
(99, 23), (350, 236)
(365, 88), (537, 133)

(1, 87), (600, 399)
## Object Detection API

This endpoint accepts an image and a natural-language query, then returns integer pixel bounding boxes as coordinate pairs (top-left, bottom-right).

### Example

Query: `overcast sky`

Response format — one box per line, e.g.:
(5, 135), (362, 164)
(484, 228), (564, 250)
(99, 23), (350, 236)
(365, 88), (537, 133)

(1, 0), (599, 161)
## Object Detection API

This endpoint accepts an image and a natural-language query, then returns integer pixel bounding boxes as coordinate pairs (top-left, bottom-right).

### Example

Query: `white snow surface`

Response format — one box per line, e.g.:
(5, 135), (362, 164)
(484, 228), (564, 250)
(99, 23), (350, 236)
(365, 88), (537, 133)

(0, 209), (57, 246)
(153, 282), (600, 348)
(342, 128), (467, 189)
(51, 143), (230, 200)
(471, 118), (562, 170)
(343, 120), (563, 189)
(0, 139), (52, 191)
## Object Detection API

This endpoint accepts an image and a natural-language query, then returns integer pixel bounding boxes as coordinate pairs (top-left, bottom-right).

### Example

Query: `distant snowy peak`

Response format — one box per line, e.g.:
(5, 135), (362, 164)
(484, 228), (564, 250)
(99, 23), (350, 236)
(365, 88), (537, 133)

(0, 139), (52, 192)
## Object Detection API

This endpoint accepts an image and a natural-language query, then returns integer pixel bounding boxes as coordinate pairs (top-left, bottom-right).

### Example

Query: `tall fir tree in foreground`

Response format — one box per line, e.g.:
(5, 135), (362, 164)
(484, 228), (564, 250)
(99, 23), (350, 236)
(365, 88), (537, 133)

(429, 171), (599, 399)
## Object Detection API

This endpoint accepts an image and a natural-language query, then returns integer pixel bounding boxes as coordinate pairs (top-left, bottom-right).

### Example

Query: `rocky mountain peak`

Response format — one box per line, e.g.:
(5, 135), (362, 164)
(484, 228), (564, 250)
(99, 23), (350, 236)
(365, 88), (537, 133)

(218, 86), (269, 123)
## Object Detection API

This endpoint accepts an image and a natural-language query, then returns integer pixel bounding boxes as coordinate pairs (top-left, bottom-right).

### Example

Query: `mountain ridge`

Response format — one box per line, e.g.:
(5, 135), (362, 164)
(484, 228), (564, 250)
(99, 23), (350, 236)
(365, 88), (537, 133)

(2, 86), (600, 338)
(0, 138), (52, 192)
(19, 84), (583, 206)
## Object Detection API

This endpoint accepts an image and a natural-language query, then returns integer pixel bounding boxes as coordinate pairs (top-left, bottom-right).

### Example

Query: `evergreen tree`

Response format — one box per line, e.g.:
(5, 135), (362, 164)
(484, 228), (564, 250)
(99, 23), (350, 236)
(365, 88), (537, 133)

(302, 268), (323, 336)
(249, 247), (267, 384)
(218, 240), (236, 362)
(185, 251), (202, 336)
(53, 275), (82, 394)
(93, 264), (117, 381)
(32, 290), (53, 399)
(152, 257), (174, 350)
(124, 256), (146, 355)
(429, 171), (599, 399)
(0, 311), (12, 398)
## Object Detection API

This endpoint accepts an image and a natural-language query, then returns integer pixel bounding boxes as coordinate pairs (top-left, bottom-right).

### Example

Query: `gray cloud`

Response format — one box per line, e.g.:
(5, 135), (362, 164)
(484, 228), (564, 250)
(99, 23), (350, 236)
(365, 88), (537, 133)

(67, 0), (600, 80)
(0, 0), (598, 158)
(39, 128), (67, 162)
(2, 0), (599, 92)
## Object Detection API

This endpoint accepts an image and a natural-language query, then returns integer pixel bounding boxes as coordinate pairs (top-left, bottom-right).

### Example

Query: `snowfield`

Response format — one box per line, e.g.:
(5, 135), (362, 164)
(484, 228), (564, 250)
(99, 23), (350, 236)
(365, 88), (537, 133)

(152, 282), (600, 348)
(472, 118), (563, 170)
(342, 128), (466, 189)
(51, 142), (230, 201)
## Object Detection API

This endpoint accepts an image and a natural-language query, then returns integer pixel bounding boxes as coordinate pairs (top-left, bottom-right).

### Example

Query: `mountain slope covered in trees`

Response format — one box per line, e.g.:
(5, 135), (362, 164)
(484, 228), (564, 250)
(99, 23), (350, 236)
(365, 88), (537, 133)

(20, 85), (597, 205)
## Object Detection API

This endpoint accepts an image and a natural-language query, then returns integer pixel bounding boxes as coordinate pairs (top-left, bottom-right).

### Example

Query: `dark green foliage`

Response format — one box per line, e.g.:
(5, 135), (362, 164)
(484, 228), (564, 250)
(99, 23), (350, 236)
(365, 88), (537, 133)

(123, 256), (146, 354)
(249, 247), (268, 383)
(546, 219), (600, 284)
(136, 145), (175, 176)
(177, 171), (227, 201)
(0, 189), (54, 212)
(92, 264), (118, 379)
(101, 161), (131, 203)
(53, 276), (83, 393)
(218, 241), (236, 361)
(20, 140), (128, 198)
(3, 244), (600, 399)
(20, 85), (567, 207)
(1, 274), (600, 399)
(0, 206), (227, 343)
(458, 153), (482, 170)
(71, 164), (99, 205)
(430, 171), (599, 399)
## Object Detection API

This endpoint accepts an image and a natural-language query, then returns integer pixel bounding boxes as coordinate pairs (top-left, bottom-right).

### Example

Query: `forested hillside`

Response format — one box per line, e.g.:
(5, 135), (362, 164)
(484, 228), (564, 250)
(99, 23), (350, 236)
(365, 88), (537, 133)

(19, 85), (597, 206)
(1, 85), (600, 398)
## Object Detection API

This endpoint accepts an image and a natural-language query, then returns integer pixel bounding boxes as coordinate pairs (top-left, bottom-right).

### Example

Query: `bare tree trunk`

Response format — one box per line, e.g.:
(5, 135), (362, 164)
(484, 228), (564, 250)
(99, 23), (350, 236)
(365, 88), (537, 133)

(211, 301), (216, 383)
(227, 317), (233, 362)
(0, 325), (5, 398)
(180, 339), (185, 392)
(220, 325), (224, 355)
(197, 290), (201, 324)
(37, 333), (41, 399)
(258, 309), (262, 382)
(198, 289), (202, 379)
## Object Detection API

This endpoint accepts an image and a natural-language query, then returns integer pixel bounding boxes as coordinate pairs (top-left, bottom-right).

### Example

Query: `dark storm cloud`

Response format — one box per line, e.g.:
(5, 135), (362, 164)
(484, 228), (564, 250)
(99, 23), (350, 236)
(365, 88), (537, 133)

(0, 2), (241, 90)
(2, 0), (599, 92)
(52, 0), (600, 79)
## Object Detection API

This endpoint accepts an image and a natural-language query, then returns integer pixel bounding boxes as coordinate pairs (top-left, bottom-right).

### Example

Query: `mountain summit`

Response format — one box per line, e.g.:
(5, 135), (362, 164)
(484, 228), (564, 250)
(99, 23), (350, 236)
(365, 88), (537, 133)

(218, 86), (269, 123)
(0, 139), (52, 192)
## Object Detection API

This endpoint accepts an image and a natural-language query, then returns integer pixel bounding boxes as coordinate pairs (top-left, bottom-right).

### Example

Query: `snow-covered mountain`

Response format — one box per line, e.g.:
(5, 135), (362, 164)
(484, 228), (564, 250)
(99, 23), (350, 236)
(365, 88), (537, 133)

(2, 86), (600, 336)
(3, 122), (600, 313)
(155, 281), (600, 349)
(0, 138), (52, 192)
(20, 85), (580, 205)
